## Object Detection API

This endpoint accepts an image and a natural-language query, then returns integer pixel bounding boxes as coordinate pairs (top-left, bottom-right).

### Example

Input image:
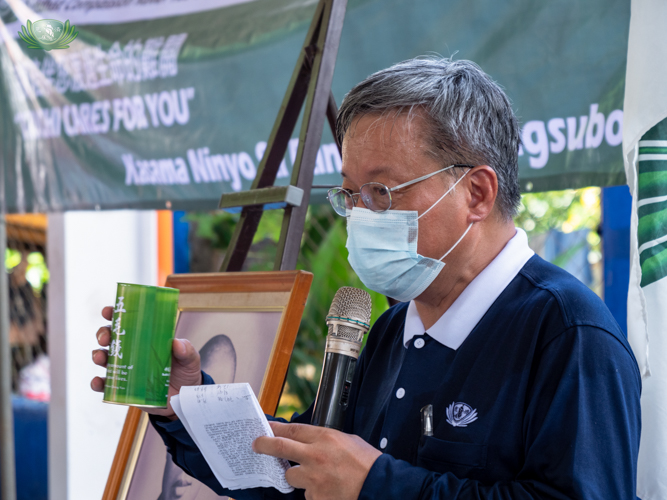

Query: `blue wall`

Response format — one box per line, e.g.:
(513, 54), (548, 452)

(601, 185), (632, 335)
(0, 397), (49, 500)
(173, 210), (190, 273)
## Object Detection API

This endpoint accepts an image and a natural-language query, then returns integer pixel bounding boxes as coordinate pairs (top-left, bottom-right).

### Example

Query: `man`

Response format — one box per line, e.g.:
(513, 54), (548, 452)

(92, 57), (641, 499)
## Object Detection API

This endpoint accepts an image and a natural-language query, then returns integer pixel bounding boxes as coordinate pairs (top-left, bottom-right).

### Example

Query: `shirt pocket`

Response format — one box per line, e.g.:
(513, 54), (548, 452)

(417, 436), (487, 474)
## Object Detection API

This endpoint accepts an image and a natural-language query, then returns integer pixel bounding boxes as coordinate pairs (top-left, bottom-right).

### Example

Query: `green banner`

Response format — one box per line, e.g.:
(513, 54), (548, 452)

(0, 0), (629, 212)
(636, 118), (667, 287)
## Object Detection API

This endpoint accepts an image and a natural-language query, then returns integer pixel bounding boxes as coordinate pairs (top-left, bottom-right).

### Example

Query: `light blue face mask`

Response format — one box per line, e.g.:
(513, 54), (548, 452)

(346, 170), (472, 302)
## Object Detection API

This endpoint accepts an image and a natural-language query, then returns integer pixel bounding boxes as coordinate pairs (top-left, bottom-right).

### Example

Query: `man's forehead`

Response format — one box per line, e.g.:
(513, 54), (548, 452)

(345, 112), (425, 145)
(341, 113), (435, 182)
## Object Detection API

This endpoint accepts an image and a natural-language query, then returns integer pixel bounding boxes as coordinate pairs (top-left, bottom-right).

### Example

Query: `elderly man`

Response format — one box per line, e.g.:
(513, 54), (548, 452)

(92, 58), (640, 499)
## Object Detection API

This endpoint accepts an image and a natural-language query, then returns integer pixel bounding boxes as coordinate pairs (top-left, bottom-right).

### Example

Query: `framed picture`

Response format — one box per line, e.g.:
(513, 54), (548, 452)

(103, 270), (313, 500)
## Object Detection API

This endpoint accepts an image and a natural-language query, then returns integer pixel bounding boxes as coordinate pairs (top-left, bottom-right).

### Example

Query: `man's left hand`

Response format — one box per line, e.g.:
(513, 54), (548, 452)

(253, 422), (382, 500)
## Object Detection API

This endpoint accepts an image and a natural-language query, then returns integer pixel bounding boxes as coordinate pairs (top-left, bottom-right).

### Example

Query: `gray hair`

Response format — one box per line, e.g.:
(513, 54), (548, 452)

(336, 57), (521, 219)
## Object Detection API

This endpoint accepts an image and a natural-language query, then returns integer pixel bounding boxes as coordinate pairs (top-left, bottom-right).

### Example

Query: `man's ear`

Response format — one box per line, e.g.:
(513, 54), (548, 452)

(466, 166), (498, 223)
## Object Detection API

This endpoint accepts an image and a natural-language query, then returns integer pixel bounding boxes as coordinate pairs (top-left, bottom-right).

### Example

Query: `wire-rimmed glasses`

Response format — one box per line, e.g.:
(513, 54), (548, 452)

(327, 164), (474, 216)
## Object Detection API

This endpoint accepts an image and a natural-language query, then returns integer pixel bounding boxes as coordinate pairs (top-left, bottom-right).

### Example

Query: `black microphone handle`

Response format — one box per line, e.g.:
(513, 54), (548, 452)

(311, 350), (358, 430)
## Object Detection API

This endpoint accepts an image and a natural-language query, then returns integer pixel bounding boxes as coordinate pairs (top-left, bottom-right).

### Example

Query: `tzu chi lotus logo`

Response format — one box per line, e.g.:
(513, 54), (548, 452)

(446, 402), (479, 427)
(18, 19), (79, 50)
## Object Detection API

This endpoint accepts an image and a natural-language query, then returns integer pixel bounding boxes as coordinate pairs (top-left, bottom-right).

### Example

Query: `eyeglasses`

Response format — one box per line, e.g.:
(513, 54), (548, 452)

(327, 164), (475, 216)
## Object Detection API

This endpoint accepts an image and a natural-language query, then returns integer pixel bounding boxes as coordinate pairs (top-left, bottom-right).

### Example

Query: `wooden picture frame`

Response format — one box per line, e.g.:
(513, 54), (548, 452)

(102, 270), (313, 500)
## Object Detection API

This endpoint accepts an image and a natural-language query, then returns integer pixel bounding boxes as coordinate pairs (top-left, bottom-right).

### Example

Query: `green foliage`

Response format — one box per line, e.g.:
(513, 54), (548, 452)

(5, 248), (22, 269)
(515, 187), (601, 236)
(186, 212), (238, 249)
(186, 210), (286, 271)
(515, 187), (602, 293)
(5, 249), (50, 292)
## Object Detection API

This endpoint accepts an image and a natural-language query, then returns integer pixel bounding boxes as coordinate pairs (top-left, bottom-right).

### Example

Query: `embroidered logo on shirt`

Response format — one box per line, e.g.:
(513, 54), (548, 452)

(446, 402), (478, 427)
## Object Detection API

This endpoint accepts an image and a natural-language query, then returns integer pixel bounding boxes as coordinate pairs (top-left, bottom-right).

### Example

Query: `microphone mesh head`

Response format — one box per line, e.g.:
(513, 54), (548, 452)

(327, 287), (372, 340)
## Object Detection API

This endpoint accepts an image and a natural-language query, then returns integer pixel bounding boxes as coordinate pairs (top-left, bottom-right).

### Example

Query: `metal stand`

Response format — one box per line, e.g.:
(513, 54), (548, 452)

(219, 0), (347, 272)
(0, 215), (17, 500)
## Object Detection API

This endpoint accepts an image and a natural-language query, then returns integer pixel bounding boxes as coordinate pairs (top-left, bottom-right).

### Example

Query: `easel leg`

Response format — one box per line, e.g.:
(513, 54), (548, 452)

(219, 0), (347, 272)
(275, 0), (347, 270)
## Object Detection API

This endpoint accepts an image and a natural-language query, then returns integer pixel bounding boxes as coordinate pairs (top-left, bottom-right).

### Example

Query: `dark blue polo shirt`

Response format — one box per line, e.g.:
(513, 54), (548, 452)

(152, 255), (641, 499)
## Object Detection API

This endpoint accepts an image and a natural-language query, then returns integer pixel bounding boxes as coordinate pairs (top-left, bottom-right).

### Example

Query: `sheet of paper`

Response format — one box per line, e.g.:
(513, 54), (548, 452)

(173, 383), (294, 494)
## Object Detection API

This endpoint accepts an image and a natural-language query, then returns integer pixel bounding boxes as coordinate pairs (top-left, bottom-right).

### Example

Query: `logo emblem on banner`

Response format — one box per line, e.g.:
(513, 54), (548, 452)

(446, 402), (478, 427)
(18, 19), (78, 50)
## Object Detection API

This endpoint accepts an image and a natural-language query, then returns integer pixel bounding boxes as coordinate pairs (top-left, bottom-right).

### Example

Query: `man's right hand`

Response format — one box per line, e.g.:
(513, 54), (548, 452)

(91, 306), (202, 420)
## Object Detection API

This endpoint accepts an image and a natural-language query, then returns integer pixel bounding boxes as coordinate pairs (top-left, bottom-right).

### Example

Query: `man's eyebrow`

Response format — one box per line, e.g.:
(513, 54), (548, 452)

(366, 166), (390, 177)
(340, 165), (391, 182)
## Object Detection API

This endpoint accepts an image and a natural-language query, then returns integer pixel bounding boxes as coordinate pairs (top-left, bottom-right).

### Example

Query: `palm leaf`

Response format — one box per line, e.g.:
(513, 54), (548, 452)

(61, 29), (78, 45)
(58, 22), (70, 42)
(57, 35), (77, 48)
(21, 25), (33, 41)
(26, 20), (36, 39)
(19, 24), (40, 48)
(63, 21), (75, 41)
(59, 22), (78, 45)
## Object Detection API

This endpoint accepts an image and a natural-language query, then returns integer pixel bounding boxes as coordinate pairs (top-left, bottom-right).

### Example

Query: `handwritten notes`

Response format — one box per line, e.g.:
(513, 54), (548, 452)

(171, 383), (293, 493)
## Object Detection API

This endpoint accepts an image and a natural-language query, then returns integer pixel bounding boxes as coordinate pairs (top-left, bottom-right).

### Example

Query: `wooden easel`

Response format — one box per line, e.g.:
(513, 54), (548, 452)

(102, 3), (347, 498)
(219, 0), (347, 272)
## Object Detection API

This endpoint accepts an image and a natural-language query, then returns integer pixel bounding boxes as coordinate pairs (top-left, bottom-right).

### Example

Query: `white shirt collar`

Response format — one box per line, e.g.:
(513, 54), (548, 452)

(403, 228), (534, 350)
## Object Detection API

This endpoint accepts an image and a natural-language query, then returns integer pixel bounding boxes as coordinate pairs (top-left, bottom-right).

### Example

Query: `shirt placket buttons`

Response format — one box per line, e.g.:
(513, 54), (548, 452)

(414, 338), (425, 349)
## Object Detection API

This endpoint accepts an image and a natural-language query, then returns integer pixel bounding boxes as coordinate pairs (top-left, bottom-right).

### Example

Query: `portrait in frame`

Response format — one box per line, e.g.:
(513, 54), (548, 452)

(102, 270), (313, 500)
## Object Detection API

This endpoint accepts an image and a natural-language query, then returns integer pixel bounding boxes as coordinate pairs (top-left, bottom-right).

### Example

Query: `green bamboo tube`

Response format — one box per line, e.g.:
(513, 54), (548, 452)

(103, 283), (179, 408)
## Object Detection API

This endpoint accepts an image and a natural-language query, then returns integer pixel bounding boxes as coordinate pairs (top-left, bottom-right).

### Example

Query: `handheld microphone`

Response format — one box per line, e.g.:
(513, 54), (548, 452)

(311, 287), (372, 430)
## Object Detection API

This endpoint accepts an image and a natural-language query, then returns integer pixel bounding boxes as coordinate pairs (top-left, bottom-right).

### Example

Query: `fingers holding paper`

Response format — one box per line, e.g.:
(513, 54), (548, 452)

(253, 422), (381, 500)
